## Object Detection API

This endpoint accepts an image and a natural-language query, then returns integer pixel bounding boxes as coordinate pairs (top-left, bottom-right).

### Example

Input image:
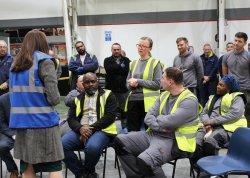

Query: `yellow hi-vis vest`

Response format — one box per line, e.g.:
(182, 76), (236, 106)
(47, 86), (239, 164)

(125, 57), (160, 112)
(75, 90), (117, 135)
(207, 92), (247, 132)
(159, 89), (200, 153)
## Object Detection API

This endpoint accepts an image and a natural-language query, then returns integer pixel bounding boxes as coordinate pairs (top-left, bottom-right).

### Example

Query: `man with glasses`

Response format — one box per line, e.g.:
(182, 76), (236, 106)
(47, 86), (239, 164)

(0, 40), (13, 96)
(173, 37), (204, 96)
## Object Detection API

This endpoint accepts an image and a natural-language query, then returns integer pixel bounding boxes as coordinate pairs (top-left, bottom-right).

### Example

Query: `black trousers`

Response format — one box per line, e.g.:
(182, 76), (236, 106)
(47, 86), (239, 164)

(126, 100), (147, 132)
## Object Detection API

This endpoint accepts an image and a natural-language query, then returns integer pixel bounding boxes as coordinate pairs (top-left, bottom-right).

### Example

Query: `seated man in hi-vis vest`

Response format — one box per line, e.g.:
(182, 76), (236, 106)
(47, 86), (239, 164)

(191, 75), (247, 165)
(62, 72), (117, 178)
(114, 67), (200, 178)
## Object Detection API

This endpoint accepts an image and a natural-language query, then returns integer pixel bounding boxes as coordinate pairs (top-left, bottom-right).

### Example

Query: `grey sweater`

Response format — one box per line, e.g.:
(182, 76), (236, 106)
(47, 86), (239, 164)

(144, 91), (199, 138)
(200, 95), (245, 126)
(222, 49), (250, 90)
(173, 51), (204, 88)
(126, 58), (162, 101)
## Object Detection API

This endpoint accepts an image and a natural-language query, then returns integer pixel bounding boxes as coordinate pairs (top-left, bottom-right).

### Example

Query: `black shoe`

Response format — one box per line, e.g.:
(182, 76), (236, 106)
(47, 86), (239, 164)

(87, 172), (99, 178)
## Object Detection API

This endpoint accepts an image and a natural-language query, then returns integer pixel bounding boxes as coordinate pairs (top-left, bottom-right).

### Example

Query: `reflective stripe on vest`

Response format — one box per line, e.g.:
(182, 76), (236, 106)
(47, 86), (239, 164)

(10, 51), (59, 129)
(75, 90), (117, 135)
(125, 57), (160, 112)
(207, 92), (247, 132)
(159, 89), (199, 153)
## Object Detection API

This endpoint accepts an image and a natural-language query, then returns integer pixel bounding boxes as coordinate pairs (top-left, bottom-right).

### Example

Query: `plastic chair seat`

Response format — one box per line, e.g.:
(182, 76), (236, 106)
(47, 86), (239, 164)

(197, 127), (250, 177)
(197, 155), (250, 176)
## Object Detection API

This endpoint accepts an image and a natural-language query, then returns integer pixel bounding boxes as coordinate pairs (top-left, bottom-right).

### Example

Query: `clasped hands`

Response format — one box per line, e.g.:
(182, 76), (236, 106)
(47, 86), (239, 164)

(128, 78), (138, 87)
(0, 82), (8, 90)
(79, 125), (93, 143)
(200, 119), (212, 133)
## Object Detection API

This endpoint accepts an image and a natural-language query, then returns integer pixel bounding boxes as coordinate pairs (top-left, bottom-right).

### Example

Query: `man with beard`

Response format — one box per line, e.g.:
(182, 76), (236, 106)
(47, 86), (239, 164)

(62, 72), (117, 178)
(69, 41), (99, 90)
(173, 37), (204, 96)
(0, 40), (13, 96)
(104, 43), (130, 131)
(222, 32), (250, 127)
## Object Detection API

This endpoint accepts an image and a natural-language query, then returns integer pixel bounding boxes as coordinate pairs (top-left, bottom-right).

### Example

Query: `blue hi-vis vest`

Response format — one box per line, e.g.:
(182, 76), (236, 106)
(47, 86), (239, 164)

(9, 51), (59, 128)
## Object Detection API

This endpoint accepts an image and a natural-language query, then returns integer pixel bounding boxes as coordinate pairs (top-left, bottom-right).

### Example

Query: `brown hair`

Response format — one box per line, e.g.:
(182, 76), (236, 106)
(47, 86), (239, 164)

(164, 67), (183, 85)
(11, 30), (49, 72)
(140, 37), (153, 48)
(176, 37), (188, 44)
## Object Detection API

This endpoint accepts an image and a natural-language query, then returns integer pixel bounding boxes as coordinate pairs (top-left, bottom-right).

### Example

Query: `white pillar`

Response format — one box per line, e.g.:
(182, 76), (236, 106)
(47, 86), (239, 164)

(62, 0), (73, 60)
(218, 0), (225, 57)
(72, 0), (78, 47)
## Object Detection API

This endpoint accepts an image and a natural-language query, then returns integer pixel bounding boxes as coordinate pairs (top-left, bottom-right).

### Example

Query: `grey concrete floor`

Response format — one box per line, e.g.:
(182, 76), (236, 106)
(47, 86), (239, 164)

(1, 130), (248, 178)
(1, 97), (248, 178)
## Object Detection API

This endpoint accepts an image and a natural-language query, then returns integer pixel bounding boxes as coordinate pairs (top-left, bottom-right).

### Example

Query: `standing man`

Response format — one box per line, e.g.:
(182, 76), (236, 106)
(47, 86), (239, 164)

(173, 37), (204, 96)
(199, 43), (219, 106)
(104, 43), (130, 130)
(222, 32), (250, 127)
(218, 42), (234, 78)
(0, 93), (19, 178)
(114, 67), (200, 178)
(62, 73), (117, 178)
(0, 40), (13, 96)
(69, 41), (99, 90)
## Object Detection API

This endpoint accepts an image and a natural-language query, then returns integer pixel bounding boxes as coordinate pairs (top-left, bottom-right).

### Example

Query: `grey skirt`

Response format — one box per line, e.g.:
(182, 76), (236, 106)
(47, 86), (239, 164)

(14, 125), (64, 164)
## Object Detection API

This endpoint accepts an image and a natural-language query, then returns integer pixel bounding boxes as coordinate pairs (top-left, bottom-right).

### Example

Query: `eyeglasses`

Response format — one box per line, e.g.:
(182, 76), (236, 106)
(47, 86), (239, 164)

(136, 44), (150, 49)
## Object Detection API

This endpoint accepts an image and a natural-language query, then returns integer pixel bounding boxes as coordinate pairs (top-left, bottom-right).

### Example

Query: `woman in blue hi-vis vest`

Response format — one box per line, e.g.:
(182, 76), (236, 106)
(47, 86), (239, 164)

(9, 30), (64, 178)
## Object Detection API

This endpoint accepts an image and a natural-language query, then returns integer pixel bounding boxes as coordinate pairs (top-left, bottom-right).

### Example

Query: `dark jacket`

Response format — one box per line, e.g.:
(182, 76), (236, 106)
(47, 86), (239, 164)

(200, 52), (218, 80)
(104, 56), (130, 93)
(0, 93), (15, 137)
(0, 53), (13, 95)
(69, 52), (99, 89)
(68, 88), (116, 135)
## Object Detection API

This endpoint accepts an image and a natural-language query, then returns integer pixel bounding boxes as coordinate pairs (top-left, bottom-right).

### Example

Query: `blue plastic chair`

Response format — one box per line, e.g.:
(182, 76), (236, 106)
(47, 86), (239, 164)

(197, 127), (250, 178)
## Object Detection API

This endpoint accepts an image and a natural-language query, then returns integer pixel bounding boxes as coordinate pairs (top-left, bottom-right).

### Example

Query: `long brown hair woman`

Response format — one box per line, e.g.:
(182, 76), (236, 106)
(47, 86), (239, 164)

(9, 29), (64, 178)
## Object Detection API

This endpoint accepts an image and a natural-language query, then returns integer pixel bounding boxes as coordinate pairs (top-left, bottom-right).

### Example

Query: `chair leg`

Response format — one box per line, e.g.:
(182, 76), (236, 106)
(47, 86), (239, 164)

(167, 159), (178, 178)
(0, 158), (2, 178)
(65, 165), (68, 178)
(103, 148), (107, 178)
(40, 172), (43, 177)
(188, 159), (196, 178)
(115, 153), (121, 178)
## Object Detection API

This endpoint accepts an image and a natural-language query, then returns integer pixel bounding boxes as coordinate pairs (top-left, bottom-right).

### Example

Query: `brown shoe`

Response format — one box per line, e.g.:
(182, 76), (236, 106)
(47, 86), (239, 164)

(10, 170), (19, 178)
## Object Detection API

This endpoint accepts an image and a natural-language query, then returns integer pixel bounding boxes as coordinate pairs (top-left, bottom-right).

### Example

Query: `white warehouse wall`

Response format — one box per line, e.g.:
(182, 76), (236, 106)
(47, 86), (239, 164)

(78, 21), (218, 68)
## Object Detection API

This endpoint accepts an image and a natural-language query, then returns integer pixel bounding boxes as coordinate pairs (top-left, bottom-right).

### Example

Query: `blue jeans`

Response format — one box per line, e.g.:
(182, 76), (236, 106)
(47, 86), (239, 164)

(62, 130), (110, 178)
(0, 133), (18, 172)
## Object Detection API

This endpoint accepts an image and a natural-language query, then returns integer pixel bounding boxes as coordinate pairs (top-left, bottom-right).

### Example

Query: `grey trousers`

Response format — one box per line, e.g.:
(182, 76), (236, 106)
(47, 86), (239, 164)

(116, 131), (177, 178)
(196, 128), (230, 149)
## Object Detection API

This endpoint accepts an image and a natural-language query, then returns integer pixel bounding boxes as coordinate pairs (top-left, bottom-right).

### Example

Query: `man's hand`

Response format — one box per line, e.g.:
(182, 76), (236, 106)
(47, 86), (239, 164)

(79, 125), (93, 143)
(0, 82), (8, 90)
(203, 76), (210, 84)
(202, 119), (211, 126)
(202, 119), (212, 133)
(128, 78), (138, 87)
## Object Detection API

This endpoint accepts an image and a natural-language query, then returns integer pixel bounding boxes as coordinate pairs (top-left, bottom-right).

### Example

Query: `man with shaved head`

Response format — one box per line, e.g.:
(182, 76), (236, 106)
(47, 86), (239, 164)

(62, 72), (117, 178)
(0, 40), (13, 96)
